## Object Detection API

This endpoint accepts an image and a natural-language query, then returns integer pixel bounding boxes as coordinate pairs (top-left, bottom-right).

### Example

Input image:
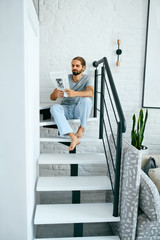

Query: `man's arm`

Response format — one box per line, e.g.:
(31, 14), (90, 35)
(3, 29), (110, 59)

(65, 86), (94, 98)
(50, 88), (64, 101)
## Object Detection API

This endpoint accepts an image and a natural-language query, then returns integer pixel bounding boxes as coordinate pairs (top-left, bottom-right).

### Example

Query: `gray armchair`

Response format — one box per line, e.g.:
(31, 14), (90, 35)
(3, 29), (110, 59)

(107, 137), (160, 239)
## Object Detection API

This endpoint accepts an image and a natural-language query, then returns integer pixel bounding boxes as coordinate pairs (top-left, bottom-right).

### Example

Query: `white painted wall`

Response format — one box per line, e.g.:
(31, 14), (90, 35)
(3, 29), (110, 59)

(24, 0), (39, 239)
(0, 1), (39, 239)
(39, 0), (160, 154)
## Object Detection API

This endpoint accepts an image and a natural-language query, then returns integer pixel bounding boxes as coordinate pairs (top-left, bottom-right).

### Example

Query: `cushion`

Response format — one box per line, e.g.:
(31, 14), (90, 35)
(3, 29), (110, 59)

(149, 167), (160, 192)
(139, 170), (160, 221)
(136, 212), (160, 238)
(142, 157), (157, 175)
(142, 155), (160, 168)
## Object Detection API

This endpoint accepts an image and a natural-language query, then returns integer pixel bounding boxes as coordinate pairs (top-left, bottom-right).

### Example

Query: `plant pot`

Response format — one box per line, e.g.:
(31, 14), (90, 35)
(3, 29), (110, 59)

(139, 145), (148, 156)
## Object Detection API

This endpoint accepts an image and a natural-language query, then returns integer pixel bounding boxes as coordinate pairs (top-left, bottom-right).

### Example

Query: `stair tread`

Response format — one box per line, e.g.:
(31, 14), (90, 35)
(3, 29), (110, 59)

(39, 153), (106, 165)
(40, 117), (98, 126)
(37, 176), (111, 191)
(35, 236), (119, 240)
(34, 203), (120, 225)
(40, 136), (102, 143)
(40, 103), (53, 110)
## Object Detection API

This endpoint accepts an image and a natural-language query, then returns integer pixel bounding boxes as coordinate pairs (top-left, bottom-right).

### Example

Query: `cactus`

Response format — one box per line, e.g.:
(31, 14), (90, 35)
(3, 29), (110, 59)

(131, 108), (148, 150)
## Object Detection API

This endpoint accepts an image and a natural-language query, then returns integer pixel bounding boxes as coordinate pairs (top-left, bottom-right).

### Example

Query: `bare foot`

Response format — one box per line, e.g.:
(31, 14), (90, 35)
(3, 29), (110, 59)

(76, 126), (84, 138)
(68, 133), (80, 151)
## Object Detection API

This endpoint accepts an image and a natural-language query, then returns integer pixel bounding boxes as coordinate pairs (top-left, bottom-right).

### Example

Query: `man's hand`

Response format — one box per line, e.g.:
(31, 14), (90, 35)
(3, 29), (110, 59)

(65, 89), (77, 97)
(50, 88), (64, 101)
(65, 86), (93, 98)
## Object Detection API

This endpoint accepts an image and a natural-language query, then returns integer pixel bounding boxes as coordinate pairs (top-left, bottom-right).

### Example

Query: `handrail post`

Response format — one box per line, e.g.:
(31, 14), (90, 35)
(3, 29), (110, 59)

(99, 66), (105, 139)
(94, 68), (98, 117)
(113, 122), (122, 217)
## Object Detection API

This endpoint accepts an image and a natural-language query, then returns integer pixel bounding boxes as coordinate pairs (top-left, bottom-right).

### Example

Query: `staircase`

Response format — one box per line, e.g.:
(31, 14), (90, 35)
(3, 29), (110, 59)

(34, 57), (126, 239)
(34, 115), (120, 239)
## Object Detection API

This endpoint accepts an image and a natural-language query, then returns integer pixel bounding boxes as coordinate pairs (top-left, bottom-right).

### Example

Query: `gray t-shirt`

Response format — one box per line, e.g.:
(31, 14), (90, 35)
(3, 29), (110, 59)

(61, 74), (94, 105)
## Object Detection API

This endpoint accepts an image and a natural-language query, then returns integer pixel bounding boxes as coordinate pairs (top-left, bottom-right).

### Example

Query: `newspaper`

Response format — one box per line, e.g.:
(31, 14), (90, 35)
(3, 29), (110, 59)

(50, 71), (69, 97)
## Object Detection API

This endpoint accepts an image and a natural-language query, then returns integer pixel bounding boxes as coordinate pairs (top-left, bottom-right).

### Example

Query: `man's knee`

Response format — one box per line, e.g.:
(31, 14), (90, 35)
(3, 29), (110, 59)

(50, 104), (62, 115)
(79, 97), (93, 106)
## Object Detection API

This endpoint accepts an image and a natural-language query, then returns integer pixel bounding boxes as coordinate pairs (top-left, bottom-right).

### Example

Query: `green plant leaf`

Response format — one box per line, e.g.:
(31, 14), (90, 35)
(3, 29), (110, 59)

(131, 108), (148, 150)
(131, 130), (136, 147)
(132, 114), (136, 131)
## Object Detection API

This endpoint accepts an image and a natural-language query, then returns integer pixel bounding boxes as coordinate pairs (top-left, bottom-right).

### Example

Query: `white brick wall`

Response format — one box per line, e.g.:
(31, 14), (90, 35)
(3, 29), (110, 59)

(39, 0), (160, 154)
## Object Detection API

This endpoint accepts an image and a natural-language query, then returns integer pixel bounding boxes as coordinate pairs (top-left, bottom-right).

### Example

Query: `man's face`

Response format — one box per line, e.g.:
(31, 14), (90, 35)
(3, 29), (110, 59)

(72, 60), (85, 75)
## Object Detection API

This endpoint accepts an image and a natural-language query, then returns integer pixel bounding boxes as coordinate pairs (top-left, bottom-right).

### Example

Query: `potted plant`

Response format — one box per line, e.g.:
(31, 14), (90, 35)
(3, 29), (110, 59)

(131, 108), (148, 150)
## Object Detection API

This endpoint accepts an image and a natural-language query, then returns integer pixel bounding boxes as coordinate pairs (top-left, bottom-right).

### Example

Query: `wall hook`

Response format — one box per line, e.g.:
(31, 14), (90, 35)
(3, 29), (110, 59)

(116, 39), (122, 66)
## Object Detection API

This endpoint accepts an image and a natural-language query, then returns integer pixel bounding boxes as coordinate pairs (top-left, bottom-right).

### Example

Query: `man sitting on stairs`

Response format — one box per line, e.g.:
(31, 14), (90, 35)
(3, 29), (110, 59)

(50, 56), (94, 151)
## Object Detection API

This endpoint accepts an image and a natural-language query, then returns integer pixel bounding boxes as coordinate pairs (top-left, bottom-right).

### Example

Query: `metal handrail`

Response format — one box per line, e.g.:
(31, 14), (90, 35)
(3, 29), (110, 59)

(93, 57), (126, 217)
(93, 57), (126, 133)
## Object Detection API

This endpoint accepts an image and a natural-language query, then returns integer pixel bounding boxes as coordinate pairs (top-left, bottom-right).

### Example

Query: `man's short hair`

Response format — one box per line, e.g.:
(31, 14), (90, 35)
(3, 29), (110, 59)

(72, 56), (86, 67)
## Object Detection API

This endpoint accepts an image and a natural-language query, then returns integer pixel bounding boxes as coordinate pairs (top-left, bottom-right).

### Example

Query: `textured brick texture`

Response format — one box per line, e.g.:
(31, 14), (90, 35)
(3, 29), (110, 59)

(39, 0), (160, 154)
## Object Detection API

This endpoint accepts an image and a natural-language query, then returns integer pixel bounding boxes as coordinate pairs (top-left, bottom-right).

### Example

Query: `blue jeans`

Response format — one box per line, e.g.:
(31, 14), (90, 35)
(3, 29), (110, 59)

(50, 97), (93, 136)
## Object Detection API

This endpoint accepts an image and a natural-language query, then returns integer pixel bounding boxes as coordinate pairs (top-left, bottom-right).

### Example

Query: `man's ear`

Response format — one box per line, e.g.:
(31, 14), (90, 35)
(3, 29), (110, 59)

(83, 66), (86, 71)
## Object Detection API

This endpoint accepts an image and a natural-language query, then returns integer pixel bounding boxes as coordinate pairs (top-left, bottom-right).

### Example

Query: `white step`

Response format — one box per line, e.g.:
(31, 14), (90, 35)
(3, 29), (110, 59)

(40, 103), (53, 110)
(40, 117), (98, 127)
(35, 236), (119, 240)
(36, 176), (111, 192)
(34, 203), (120, 225)
(40, 136), (102, 143)
(39, 153), (106, 165)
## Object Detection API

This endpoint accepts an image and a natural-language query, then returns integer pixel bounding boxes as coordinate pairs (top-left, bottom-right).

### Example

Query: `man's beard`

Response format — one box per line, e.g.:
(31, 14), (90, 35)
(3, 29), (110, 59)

(72, 69), (83, 75)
